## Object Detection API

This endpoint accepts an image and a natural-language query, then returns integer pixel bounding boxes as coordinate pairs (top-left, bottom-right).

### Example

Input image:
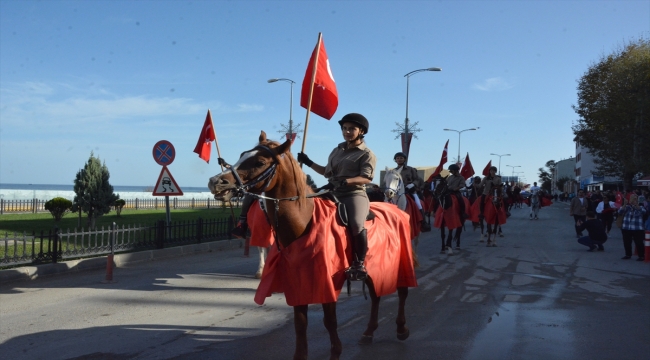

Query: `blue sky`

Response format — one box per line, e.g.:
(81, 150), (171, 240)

(1, 0), (648, 189)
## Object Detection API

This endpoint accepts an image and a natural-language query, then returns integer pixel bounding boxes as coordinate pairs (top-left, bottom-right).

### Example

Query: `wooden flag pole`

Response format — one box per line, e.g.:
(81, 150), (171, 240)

(208, 109), (225, 173)
(299, 32), (323, 165)
(208, 109), (237, 224)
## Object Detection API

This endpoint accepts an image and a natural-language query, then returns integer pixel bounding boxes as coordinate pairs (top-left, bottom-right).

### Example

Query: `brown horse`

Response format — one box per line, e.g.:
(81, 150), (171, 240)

(208, 132), (417, 360)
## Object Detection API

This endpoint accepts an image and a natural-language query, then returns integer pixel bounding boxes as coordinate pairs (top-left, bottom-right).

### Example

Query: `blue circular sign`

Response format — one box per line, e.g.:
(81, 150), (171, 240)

(152, 140), (175, 166)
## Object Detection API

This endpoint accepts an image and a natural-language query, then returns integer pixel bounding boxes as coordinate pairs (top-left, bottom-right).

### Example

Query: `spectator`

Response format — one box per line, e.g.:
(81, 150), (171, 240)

(617, 194), (646, 261)
(596, 195), (617, 235)
(570, 189), (590, 238)
(576, 211), (607, 251)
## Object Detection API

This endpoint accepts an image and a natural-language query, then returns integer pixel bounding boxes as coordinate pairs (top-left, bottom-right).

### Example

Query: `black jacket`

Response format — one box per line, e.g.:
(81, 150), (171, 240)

(576, 219), (608, 243)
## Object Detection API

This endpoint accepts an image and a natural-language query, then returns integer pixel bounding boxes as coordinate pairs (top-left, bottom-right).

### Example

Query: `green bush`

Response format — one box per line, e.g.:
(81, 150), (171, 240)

(44, 197), (73, 222)
(114, 199), (126, 217)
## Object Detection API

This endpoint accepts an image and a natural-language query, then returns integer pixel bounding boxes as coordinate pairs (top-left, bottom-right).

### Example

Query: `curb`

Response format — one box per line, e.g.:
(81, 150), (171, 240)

(0, 238), (244, 285)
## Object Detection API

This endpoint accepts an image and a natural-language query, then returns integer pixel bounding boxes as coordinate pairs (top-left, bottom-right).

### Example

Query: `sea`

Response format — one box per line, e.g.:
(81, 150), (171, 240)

(0, 183), (214, 201)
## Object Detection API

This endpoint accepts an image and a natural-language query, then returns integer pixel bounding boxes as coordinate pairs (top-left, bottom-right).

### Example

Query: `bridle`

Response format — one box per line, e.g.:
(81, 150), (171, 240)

(384, 171), (405, 205)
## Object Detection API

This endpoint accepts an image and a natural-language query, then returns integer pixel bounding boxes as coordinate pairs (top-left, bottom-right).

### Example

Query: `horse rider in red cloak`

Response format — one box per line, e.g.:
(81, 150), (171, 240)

(393, 152), (431, 232)
(479, 166), (503, 219)
(446, 163), (469, 221)
(298, 113), (376, 281)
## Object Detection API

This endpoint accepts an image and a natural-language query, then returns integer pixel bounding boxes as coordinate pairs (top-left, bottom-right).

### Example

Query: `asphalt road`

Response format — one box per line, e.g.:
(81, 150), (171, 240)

(1, 201), (649, 360)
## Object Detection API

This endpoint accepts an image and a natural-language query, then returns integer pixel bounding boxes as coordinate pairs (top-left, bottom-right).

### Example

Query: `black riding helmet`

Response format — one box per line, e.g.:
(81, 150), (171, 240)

(490, 166), (497, 172)
(394, 152), (407, 159)
(338, 113), (369, 134)
(448, 164), (460, 171)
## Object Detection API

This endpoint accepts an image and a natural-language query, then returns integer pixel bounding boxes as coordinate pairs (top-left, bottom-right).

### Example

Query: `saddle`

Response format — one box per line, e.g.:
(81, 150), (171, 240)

(316, 191), (376, 228)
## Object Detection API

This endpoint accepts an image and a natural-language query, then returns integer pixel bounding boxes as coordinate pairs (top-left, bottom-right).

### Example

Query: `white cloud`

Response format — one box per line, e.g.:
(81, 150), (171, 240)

(472, 77), (515, 92)
(0, 82), (263, 129)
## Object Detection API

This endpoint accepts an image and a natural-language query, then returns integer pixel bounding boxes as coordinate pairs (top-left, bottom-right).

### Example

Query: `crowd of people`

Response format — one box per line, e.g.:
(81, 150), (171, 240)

(571, 188), (650, 261)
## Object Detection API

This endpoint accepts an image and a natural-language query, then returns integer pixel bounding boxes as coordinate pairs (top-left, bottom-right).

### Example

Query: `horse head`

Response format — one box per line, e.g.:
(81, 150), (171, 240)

(208, 131), (302, 201)
(383, 168), (404, 203)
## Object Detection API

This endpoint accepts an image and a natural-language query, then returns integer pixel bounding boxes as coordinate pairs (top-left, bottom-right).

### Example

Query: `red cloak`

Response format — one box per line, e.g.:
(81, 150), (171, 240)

(254, 199), (418, 306)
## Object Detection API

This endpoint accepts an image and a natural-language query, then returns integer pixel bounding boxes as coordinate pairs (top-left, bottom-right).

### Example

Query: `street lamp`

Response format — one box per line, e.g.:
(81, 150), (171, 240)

(506, 165), (521, 181)
(268, 78), (300, 144)
(444, 128), (479, 164)
(393, 67), (441, 161)
(490, 153), (511, 175)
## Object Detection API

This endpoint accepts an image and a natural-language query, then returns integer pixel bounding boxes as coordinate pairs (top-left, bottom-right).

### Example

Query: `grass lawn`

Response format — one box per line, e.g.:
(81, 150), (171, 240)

(0, 207), (242, 235)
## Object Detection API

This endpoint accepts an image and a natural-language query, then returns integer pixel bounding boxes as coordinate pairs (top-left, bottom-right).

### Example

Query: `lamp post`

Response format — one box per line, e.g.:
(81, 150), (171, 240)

(444, 128), (478, 164)
(514, 171), (525, 183)
(506, 165), (521, 182)
(392, 67), (441, 162)
(490, 153), (511, 175)
(268, 78), (300, 144)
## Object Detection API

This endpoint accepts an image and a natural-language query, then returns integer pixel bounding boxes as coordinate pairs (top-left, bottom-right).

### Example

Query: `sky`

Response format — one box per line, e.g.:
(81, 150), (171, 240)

(1, 0), (648, 190)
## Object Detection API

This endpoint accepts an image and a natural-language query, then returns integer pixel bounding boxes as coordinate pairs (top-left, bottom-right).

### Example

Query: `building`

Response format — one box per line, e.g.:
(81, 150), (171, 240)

(575, 140), (622, 191)
(553, 157), (576, 194)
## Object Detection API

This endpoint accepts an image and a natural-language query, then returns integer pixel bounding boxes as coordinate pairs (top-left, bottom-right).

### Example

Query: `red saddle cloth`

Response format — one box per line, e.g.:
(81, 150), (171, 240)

(254, 198), (418, 306)
(483, 195), (507, 225)
(433, 195), (470, 229)
(247, 202), (274, 247)
(541, 197), (553, 207)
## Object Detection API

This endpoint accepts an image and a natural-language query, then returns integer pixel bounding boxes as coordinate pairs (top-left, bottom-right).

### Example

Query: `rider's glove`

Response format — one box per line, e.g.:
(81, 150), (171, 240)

(337, 179), (348, 188)
(406, 183), (417, 194)
(297, 152), (314, 167)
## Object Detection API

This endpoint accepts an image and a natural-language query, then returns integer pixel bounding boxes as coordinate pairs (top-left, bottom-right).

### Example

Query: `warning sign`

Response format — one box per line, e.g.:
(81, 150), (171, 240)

(152, 166), (184, 196)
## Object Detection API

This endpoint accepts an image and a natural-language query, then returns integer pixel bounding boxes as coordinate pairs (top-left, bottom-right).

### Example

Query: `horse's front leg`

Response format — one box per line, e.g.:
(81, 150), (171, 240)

(454, 226), (462, 248)
(411, 235), (420, 268)
(293, 305), (309, 360)
(396, 287), (410, 340)
(440, 227), (446, 253)
(446, 230), (454, 255)
(322, 302), (342, 360)
(360, 277), (380, 344)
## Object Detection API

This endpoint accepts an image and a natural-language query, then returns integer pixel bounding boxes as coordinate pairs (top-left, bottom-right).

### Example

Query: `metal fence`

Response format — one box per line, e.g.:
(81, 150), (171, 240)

(0, 198), (243, 214)
(0, 216), (235, 267)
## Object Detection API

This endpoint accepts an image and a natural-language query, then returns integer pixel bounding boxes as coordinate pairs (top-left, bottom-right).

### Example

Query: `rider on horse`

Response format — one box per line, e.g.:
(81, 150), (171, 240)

(529, 182), (541, 219)
(393, 152), (431, 232)
(479, 166), (503, 219)
(446, 164), (469, 221)
(297, 113), (376, 281)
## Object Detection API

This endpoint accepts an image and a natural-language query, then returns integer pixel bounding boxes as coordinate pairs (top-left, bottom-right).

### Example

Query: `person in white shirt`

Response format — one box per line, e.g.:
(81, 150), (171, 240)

(595, 195), (617, 234)
(529, 182), (541, 219)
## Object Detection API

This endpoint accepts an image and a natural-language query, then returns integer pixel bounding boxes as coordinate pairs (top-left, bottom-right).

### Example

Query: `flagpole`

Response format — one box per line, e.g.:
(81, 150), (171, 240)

(299, 32), (322, 166)
(208, 109), (237, 224)
(208, 109), (225, 173)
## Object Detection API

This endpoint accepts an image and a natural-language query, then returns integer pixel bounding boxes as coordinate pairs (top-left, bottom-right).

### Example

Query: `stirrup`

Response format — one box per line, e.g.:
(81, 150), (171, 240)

(345, 262), (368, 281)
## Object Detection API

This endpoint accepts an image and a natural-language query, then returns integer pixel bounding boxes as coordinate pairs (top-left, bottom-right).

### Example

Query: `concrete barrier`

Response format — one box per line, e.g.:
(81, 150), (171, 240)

(0, 238), (244, 284)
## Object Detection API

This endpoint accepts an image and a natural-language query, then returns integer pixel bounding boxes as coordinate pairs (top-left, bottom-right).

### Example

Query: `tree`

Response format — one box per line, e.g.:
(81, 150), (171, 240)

(72, 152), (119, 228)
(572, 38), (650, 189)
(538, 160), (555, 192)
(556, 176), (572, 193)
(306, 174), (318, 191)
(44, 197), (73, 222)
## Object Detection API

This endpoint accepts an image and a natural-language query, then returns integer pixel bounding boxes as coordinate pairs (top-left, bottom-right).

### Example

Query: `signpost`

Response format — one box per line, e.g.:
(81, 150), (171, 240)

(152, 140), (183, 238)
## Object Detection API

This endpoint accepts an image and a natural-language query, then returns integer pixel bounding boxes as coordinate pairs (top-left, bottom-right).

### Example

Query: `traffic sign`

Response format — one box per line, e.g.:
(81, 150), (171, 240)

(152, 140), (176, 166)
(152, 166), (184, 196)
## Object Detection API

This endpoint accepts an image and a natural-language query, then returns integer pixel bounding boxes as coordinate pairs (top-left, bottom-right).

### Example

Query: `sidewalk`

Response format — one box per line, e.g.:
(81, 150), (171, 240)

(0, 237), (245, 284)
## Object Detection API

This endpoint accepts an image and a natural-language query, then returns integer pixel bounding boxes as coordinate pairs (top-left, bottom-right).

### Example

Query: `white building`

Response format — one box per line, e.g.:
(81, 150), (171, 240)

(553, 157), (576, 194)
(575, 140), (622, 191)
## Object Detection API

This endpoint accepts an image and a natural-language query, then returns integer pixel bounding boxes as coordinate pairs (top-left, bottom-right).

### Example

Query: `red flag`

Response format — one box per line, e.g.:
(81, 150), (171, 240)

(427, 140), (449, 182)
(193, 111), (215, 163)
(300, 35), (338, 120)
(460, 153), (475, 180)
(482, 160), (492, 176)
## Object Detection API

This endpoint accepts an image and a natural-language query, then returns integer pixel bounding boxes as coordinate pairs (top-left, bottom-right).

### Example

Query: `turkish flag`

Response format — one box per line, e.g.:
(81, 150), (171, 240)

(427, 140), (449, 182)
(460, 153), (475, 180)
(193, 111), (215, 163)
(482, 160), (492, 176)
(300, 35), (338, 120)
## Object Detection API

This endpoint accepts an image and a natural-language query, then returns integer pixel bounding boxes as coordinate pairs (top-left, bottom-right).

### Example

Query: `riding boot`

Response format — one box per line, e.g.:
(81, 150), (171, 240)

(456, 193), (468, 221)
(346, 229), (368, 281)
(420, 209), (431, 232)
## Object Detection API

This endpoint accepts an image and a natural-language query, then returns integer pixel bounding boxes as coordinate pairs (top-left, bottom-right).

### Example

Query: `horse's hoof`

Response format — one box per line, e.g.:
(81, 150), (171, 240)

(358, 335), (373, 345)
(255, 271), (263, 279)
(396, 328), (410, 341)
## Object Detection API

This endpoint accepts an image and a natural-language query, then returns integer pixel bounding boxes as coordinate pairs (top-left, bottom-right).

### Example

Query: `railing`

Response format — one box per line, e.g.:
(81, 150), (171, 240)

(1, 216), (235, 267)
(0, 198), (243, 214)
